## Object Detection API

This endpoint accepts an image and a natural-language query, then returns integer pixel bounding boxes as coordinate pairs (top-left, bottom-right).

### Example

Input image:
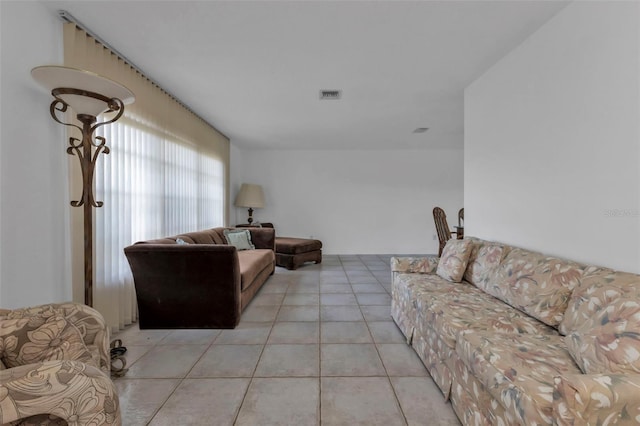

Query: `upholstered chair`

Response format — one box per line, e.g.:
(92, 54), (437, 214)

(0, 303), (121, 425)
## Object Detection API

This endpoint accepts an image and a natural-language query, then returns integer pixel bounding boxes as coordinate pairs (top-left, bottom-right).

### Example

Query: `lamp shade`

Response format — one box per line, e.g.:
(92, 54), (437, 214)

(234, 184), (265, 208)
(32, 66), (135, 117)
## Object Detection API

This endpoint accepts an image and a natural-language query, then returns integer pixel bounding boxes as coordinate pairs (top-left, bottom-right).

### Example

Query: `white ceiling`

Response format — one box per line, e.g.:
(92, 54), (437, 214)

(42, 0), (569, 150)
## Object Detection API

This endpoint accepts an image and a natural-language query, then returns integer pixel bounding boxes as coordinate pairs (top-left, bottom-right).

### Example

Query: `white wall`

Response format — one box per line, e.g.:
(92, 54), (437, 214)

(0, 2), (72, 307)
(233, 148), (463, 255)
(465, 1), (639, 273)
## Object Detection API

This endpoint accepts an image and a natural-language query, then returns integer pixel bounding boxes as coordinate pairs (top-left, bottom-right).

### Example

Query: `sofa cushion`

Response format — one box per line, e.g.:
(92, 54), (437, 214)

(238, 249), (275, 290)
(178, 231), (217, 244)
(421, 290), (557, 350)
(0, 315), (95, 368)
(565, 296), (640, 374)
(559, 267), (640, 335)
(436, 239), (473, 283)
(490, 248), (585, 327)
(463, 240), (509, 289)
(224, 229), (255, 250)
(456, 331), (582, 425)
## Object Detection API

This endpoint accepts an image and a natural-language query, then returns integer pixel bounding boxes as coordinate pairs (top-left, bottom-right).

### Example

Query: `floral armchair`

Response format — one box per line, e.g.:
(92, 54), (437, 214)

(0, 303), (121, 425)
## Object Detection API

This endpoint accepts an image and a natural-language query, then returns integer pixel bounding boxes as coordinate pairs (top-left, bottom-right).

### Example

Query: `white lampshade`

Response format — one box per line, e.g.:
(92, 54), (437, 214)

(234, 184), (265, 208)
(32, 65), (135, 117)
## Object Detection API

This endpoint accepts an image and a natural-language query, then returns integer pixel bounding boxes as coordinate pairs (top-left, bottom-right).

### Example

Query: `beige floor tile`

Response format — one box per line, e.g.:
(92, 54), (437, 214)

(268, 321), (319, 344)
(368, 321), (406, 343)
(258, 281), (290, 293)
(351, 283), (387, 293)
(159, 329), (220, 345)
(321, 377), (404, 426)
(321, 344), (385, 376)
(320, 306), (364, 322)
(320, 293), (358, 306)
(356, 293), (392, 306)
(116, 327), (170, 346)
(320, 276), (350, 284)
(216, 322), (272, 345)
(126, 344), (209, 378)
(121, 345), (153, 367)
(283, 293), (320, 306)
(321, 322), (372, 344)
(189, 344), (263, 377)
(241, 304), (280, 322)
(391, 377), (460, 425)
(255, 344), (319, 377)
(235, 378), (319, 426)
(114, 378), (179, 426)
(249, 292), (286, 306)
(320, 283), (353, 293)
(360, 305), (392, 322)
(377, 344), (428, 377)
(148, 378), (249, 426)
(286, 282), (320, 294)
(277, 305), (320, 322)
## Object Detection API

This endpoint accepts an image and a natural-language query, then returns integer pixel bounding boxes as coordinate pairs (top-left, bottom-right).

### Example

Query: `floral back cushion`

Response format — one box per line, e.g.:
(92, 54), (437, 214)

(565, 296), (640, 374)
(0, 315), (94, 368)
(463, 241), (509, 288)
(436, 239), (473, 283)
(559, 268), (639, 335)
(490, 248), (586, 327)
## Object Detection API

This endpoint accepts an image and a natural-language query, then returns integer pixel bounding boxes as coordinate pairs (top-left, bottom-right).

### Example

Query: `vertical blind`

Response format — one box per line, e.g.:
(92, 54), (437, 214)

(64, 23), (229, 331)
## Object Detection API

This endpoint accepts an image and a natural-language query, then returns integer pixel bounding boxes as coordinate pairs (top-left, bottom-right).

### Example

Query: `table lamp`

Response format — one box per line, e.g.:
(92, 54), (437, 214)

(234, 183), (265, 224)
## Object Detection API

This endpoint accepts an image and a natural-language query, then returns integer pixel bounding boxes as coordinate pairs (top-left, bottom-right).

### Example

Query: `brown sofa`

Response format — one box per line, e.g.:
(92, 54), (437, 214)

(124, 227), (275, 329)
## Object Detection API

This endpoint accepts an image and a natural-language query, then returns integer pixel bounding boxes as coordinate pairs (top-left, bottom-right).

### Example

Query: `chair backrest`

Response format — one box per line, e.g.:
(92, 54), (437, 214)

(433, 207), (451, 256)
(458, 208), (464, 227)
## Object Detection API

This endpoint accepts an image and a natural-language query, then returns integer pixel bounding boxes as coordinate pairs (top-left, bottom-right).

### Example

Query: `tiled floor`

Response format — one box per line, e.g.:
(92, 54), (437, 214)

(113, 255), (460, 425)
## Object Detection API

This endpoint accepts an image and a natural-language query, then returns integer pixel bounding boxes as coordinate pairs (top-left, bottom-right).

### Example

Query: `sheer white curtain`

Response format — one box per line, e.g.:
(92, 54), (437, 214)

(94, 117), (225, 330)
(64, 23), (230, 331)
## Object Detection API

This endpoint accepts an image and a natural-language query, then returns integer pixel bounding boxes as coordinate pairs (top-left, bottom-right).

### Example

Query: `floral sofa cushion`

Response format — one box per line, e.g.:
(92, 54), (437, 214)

(490, 248), (586, 327)
(559, 267), (640, 335)
(0, 303), (120, 425)
(419, 288), (557, 350)
(565, 296), (640, 374)
(464, 241), (510, 289)
(456, 331), (582, 425)
(0, 315), (95, 368)
(436, 239), (473, 283)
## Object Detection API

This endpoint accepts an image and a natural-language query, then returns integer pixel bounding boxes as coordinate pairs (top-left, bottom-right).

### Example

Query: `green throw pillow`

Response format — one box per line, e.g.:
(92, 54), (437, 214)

(223, 229), (255, 250)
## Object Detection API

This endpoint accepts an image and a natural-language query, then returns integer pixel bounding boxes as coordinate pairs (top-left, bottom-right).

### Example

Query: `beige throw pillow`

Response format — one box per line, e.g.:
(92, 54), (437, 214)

(436, 239), (473, 283)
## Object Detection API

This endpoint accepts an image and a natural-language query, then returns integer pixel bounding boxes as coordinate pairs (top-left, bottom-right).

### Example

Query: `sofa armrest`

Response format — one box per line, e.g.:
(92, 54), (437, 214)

(247, 228), (276, 251)
(124, 244), (242, 328)
(391, 256), (439, 274)
(553, 373), (640, 425)
(0, 360), (120, 425)
(50, 303), (110, 373)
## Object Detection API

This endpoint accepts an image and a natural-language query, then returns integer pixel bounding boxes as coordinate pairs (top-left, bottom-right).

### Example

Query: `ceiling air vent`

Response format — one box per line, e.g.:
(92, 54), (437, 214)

(412, 127), (429, 134)
(319, 90), (342, 100)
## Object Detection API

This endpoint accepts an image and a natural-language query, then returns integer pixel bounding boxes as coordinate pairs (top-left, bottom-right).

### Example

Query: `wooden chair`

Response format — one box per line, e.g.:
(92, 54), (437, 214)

(433, 207), (456, 256)
(458, 208), (464, 227)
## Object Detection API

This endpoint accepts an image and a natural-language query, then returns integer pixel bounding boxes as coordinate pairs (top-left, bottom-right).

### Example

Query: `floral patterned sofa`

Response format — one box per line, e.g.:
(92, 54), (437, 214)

(0, 303), (120, 425)
(391, 237), (640, 425)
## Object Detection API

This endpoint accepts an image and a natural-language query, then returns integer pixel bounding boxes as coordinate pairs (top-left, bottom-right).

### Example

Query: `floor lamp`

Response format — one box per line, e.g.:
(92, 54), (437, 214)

(32, 66), (135, 308)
